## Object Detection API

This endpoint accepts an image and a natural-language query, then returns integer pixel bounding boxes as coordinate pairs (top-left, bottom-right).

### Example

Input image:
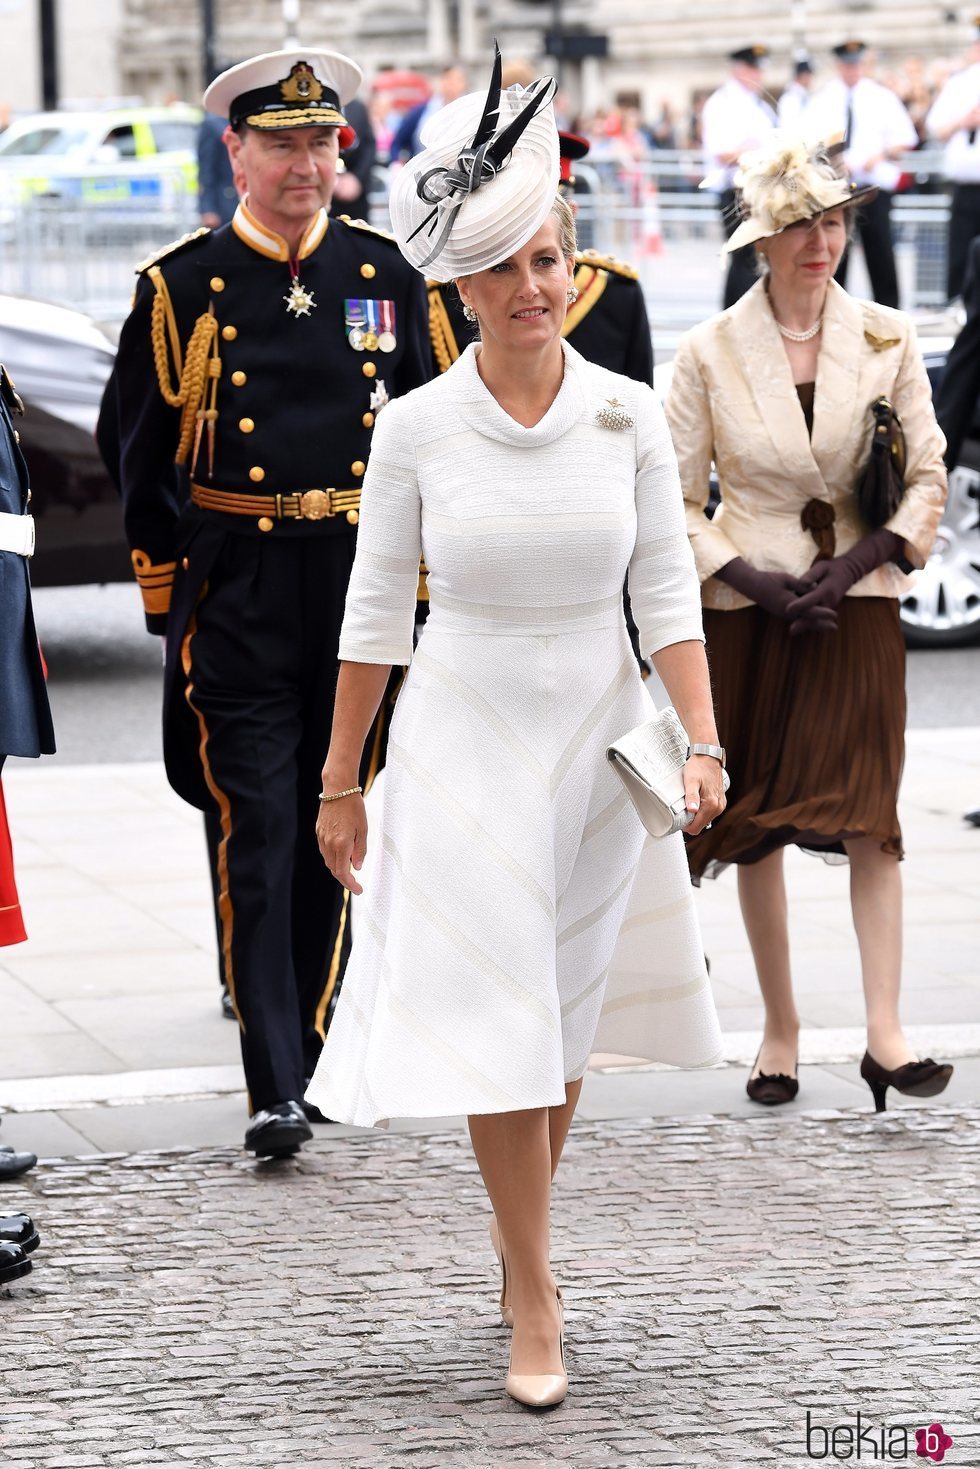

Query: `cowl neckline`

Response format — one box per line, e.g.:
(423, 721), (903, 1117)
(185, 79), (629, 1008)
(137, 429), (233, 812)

(451, 339), (586, 447)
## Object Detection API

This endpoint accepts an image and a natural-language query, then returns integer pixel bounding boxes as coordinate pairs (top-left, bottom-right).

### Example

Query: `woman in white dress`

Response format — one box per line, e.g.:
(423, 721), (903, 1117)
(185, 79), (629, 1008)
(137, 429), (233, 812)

(306, 55), (726, 1408)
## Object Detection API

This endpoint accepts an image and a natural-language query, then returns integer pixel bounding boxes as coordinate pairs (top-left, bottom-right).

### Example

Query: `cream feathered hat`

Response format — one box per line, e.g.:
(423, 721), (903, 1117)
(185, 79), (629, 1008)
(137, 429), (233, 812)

(388, 45), (560, 282)
(725, 134), (877, 252)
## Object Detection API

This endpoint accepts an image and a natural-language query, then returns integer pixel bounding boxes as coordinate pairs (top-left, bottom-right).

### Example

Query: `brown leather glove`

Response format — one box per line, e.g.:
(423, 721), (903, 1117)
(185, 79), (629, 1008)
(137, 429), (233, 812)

(786, 529), (904, 637)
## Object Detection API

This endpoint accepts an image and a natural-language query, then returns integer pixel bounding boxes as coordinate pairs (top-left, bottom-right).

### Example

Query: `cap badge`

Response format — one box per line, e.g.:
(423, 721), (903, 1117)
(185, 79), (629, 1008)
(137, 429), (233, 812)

(596, 397), (634, 431)
(281, 62), (323, 103)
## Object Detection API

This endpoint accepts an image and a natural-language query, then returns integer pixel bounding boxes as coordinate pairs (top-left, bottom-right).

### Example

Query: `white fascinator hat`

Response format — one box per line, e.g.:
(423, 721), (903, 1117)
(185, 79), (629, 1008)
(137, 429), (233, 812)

(726, 133), (877, 252)
(389, 45), (560, 282)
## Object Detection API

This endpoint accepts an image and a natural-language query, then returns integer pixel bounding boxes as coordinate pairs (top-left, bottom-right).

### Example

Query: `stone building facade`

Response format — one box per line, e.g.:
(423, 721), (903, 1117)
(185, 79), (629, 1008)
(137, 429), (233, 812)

(2, 0), (978, 120)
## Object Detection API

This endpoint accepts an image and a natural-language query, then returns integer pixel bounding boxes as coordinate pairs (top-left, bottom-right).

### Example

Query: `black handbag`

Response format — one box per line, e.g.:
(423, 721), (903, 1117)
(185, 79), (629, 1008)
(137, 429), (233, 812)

(854, 395), (906, 529)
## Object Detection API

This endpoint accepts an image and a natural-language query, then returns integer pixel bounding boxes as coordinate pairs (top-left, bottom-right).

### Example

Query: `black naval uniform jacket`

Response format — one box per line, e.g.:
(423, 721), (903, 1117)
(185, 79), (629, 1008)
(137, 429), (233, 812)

(427, 247), (654, 386)
(0, 367), (55, 760)
(98, 207), (432, 809)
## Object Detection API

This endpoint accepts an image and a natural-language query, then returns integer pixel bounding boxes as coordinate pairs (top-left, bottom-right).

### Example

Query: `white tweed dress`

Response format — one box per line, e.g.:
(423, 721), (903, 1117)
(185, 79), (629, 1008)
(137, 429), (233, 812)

(306, 341), (723, 1128)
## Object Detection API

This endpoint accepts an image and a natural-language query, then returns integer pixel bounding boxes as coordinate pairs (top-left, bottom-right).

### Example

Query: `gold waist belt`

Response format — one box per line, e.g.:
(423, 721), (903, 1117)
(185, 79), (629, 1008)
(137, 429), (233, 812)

(191, 483), (361, 525)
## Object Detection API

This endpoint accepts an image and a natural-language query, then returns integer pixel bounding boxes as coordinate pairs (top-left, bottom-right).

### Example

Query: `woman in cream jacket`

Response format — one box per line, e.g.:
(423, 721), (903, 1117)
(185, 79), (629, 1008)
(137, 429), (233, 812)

(665, 135), (953, 1113)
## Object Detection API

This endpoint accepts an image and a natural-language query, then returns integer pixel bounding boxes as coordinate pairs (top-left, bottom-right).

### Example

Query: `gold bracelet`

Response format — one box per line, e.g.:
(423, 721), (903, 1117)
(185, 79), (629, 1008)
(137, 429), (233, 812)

(318, 785), (363, 803)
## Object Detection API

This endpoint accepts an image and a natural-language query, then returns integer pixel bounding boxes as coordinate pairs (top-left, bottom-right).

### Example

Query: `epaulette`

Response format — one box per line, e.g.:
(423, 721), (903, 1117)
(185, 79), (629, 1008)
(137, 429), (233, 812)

(135, 226), (211, 276)
(338, 215), (400, 246)
(576, 248), (640, 282)
(0, 365), (25, 416)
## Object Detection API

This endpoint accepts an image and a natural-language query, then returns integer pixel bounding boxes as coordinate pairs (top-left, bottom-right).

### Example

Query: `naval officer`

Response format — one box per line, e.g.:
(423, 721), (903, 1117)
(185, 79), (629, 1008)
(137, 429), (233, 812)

(98, 48), (433, 1159)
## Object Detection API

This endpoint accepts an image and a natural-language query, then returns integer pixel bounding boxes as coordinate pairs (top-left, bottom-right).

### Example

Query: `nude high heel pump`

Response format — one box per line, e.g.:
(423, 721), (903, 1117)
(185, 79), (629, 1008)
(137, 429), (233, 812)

(505, 1295), (568, 1409)
(489, 1215), (514, 1328)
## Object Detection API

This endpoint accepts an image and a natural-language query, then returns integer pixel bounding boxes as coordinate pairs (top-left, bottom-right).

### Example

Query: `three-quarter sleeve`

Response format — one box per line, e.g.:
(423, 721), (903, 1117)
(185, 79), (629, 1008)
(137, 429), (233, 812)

(663, 335), (741, 581)
(884, 327), (948, 570)
(628, 383), (705, 657)
(338, 398), (422, 666)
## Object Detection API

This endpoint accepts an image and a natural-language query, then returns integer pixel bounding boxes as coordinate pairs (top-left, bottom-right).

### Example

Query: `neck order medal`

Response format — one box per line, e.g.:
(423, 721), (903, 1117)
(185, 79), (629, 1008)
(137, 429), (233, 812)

(285, 265), (316, 318)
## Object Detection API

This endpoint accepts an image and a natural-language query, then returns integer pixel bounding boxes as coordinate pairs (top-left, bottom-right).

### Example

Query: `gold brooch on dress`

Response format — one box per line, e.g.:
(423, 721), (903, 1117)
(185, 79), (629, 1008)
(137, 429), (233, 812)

(596, 397), (634, 431)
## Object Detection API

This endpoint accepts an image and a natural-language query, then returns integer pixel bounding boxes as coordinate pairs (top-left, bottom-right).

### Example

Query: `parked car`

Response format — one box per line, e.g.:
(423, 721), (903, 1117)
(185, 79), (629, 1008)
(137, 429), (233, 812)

(653, 327), (980, 649)
(0, 292), (122, 585)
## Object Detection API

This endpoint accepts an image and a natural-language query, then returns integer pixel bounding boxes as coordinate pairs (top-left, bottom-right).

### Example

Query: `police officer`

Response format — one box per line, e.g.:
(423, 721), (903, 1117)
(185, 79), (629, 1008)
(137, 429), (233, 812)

(98, 48), (433, 1159)
(429, 132), (654, 385)
(701, 45), (777, 309)
(807, 40), (917, 308)
(777, 53), (815, 131)
(926, 16), (980, 301)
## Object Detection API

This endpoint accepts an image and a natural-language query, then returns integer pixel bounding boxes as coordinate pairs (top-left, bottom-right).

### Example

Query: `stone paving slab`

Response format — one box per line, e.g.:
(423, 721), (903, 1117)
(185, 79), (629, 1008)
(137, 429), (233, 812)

(1, 1106), (978, 1468)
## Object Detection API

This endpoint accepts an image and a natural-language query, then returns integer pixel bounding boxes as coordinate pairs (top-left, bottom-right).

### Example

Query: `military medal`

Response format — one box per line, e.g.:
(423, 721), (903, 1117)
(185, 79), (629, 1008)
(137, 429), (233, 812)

(285, 258), (316, 317)
(377, 299), (397, 353)
(345, 298), (369, 350)
(369, 379), (390, 415)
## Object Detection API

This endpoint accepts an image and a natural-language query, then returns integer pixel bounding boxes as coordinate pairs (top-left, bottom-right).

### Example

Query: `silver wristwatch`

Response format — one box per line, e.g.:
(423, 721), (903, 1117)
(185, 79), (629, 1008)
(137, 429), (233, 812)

(687, 742), (727, 768)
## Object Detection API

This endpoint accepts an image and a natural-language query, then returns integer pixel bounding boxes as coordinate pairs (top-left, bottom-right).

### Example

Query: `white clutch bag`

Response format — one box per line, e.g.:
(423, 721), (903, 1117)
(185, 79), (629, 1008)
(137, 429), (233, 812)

(606, 707), (730, 839)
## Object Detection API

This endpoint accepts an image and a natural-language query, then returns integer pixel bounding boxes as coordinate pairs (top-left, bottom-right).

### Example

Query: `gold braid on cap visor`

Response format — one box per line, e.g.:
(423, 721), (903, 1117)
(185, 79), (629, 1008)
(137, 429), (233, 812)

(407, 42), (558, 270)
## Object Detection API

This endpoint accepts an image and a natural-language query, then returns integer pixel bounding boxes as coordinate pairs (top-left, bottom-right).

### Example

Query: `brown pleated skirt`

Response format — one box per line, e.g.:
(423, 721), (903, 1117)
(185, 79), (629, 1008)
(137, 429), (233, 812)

(689, 597), (906, 882)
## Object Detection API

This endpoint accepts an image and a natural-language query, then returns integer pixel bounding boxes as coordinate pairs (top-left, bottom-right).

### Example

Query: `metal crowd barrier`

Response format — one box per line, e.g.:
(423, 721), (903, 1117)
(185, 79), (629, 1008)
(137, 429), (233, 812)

(0, 159), (955, 328)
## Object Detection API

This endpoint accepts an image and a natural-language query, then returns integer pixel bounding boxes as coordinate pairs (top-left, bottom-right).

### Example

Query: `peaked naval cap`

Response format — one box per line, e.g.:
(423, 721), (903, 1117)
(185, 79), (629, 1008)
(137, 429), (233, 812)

(389, 45), (560, 282)
(204, 48), (362, 135)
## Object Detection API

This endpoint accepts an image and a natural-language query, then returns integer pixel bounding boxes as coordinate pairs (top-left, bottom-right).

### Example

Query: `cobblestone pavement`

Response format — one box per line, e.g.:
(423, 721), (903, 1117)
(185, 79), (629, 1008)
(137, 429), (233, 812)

(2, 1106), (978, 1469)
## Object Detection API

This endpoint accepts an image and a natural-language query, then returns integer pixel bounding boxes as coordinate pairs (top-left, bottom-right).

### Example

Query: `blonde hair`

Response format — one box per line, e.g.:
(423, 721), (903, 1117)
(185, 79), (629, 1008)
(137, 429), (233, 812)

(551, 192), (577, 258)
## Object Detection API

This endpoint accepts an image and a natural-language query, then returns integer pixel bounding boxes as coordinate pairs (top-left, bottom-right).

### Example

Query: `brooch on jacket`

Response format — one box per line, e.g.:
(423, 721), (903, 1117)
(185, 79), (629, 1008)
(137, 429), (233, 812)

(596, 397), (634, 431)
(864, 330), (901, 352)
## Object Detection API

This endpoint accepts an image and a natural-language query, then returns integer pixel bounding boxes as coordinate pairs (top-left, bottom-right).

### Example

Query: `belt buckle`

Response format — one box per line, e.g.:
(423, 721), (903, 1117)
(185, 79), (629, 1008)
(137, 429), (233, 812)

(298, 488), (334, 520)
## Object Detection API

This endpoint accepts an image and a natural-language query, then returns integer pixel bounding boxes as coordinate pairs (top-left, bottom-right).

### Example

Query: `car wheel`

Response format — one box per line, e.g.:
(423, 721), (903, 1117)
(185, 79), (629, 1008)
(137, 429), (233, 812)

(900, 439), (980, 647)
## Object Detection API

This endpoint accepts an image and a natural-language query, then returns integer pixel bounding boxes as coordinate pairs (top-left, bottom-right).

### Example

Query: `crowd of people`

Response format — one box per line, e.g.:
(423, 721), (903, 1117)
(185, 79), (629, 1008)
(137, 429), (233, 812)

(0, 26), (969, 1405)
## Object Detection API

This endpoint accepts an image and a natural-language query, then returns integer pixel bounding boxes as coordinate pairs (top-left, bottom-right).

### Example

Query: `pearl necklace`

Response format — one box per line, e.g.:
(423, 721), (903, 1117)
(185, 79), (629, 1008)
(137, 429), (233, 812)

(774, 316), (823, 342)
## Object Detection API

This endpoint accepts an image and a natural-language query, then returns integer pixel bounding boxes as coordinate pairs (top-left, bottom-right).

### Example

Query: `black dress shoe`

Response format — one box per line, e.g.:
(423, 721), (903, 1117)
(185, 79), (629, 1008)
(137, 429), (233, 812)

(860, 1050), (954, 1113)
(0, 1150), (37, 1181)
(244, 1101), (313, 1158)
(220, 984), (236, 1021)
(746, 1046), (799, 1106)
(0, 1240), (32, 1284)
(0, 1214), (39, 1253)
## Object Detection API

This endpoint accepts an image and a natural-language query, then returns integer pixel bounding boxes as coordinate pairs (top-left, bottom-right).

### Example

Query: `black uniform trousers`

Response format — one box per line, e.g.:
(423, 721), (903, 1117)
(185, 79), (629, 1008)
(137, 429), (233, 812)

(835, 191), (899, 309)
(946, 183), (980, 302)
(718, 189), (759, 309)
(183, 524), (359, 1113)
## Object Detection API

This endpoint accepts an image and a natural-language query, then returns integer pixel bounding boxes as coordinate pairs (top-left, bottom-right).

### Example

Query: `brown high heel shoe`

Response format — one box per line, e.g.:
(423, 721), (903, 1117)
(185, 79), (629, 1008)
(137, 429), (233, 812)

(860, 1050), (953, 1113)
(505, 1294), (567, 1409)
(746, 1044), (799, 1106)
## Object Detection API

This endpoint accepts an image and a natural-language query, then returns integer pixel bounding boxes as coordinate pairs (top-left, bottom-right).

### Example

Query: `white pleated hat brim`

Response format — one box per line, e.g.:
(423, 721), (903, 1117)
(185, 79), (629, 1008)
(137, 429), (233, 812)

(389, 86), (560, 282)
(204, 48), (363, 120)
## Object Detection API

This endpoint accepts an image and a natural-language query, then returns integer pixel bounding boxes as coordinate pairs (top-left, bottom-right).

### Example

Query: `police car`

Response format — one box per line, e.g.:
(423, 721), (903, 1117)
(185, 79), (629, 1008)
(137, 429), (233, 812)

(0, 105), (200, 211)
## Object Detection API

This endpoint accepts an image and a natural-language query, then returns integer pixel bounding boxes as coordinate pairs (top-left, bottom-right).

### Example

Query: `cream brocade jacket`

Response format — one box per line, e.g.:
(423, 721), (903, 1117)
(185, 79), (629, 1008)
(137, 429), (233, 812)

(663, 280), (948, 609)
